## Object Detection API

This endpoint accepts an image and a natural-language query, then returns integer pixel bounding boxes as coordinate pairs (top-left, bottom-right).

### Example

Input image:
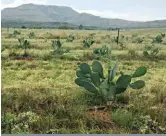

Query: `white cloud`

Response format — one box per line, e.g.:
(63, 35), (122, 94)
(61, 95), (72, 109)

(74, 9), (166, 21)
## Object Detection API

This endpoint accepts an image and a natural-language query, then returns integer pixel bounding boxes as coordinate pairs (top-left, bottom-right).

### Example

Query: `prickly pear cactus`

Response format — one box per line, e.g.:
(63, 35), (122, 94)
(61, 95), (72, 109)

(52, 40), (62, 52)
(75, 60), (147, 105)
(83, 38), (95, 48)
(18, 37), (25, 46)
(66, 34), (75, 42)
(143, 44), (160, 57)
(93, 45), (110, 56)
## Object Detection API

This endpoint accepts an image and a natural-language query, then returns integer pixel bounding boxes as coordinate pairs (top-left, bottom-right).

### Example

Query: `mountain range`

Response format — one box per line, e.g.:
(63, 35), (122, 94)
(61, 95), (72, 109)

(2, 3), (166, 29)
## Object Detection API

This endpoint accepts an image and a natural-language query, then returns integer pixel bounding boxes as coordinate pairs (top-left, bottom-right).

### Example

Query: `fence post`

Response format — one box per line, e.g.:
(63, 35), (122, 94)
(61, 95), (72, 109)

(117, 28), (120, 45)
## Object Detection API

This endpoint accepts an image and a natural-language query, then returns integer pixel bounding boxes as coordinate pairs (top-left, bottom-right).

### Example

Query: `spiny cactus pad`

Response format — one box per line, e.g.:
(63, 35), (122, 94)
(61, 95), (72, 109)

(132, 66), (147, 78)
(129, 80), (145, 89)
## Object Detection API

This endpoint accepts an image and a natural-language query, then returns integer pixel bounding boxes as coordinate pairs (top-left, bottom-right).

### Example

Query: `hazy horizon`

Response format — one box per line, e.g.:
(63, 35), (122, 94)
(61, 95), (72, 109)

(1, 0), (166, 22)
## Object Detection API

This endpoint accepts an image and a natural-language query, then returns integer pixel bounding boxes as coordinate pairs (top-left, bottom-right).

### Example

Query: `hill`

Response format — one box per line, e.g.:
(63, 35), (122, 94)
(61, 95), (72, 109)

(2, 3), (166, 29)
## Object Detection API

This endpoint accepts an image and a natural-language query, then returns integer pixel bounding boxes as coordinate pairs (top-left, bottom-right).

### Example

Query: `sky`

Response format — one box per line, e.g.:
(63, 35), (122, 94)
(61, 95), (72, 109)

(1, 0), (166, 21)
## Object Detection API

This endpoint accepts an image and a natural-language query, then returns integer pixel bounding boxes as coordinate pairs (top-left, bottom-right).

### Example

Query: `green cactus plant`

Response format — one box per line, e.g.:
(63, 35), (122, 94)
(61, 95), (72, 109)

(143, 44), (160, 57)
(13, 30), (21, 36)
(29, 32), (35, 39)
(83, 38), (95, 48)
(52, 40), (62, 51)
(23, 40), (30, 57)
(18, 37), (30, 57)
(75, 60), (147, 105)
(66, 34), (75, 42)
(18, 37), (25, 46)
(51, 40), (69, 55)
(93, 45), (110, 57)
(152, 33), (165, 43)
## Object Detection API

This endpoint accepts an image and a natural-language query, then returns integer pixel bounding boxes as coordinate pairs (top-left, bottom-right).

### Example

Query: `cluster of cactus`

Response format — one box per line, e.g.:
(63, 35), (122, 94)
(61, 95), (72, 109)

(83, 38), (95, 48)
(29, 32), (35, 39)
(143, 44), (160, 57)
(18, 37), (30, 57)
(93, 45), (110, 56)
(66, 34), (75, 42)
(75, 60), (147, 105)
(152, 33), (165, 43)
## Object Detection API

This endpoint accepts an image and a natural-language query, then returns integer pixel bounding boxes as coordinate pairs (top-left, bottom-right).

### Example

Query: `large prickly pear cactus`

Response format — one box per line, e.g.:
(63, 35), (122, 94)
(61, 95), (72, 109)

(75, 60), (147, 105)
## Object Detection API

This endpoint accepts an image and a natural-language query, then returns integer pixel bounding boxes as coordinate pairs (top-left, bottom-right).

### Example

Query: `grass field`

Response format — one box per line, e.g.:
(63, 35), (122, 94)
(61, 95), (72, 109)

(1, 28), (166, 134)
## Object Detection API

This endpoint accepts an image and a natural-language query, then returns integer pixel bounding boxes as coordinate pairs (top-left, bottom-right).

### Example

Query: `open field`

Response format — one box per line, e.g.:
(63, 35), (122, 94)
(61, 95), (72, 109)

(1, 28), (166, 134)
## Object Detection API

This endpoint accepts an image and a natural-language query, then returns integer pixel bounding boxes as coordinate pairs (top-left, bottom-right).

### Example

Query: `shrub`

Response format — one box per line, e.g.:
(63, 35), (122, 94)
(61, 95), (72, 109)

(21, 26), (26, 29)
(112, 109), (134, 129)
(131, 115), (166, 134)
(128, 49), (137, 57)
(89, 33), (96, 38)
(13, 30), (21, 36)
(7, 30), (21, 38)
(132, 37), (144, 44)
(2, 111), (39, 134)
(44, 32), (56, 39)
(83, 52), (98, 60)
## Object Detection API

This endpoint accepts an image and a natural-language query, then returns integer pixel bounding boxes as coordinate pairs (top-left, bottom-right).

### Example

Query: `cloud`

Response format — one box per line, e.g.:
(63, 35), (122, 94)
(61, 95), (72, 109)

(75, 9), (166, 21)
(1, 0), (47, 9)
